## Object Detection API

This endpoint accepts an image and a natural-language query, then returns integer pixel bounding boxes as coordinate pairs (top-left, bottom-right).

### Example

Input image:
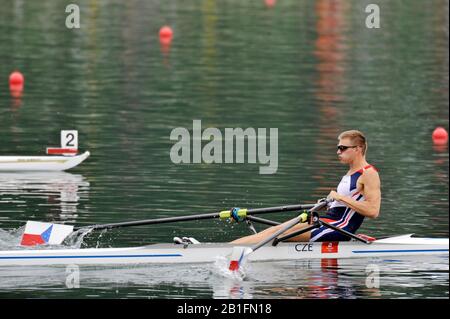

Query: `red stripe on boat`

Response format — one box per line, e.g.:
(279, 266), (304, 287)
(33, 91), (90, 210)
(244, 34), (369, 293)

(46, 148), (78, 155)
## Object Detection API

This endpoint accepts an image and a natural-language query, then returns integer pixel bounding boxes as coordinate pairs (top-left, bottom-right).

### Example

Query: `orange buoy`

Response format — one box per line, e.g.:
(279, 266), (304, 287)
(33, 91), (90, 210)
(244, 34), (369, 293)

(432, 127), (448, 145)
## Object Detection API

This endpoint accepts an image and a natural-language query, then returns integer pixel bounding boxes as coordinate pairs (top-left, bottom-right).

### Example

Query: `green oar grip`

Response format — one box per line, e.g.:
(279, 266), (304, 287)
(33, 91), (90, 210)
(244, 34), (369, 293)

(219, 209), (248, 220)
(299, 211), (309, 223)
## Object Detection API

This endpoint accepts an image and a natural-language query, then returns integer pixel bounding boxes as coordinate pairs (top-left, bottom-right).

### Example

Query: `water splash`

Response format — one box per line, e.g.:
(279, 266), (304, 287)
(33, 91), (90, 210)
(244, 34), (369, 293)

(63, 228), (94, 248)
(212, 255), (249, 281)
(0, 226), (24, 249)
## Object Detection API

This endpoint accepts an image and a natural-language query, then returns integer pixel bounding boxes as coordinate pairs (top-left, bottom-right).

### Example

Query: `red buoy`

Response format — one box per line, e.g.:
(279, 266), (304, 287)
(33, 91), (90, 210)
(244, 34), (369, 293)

(9, 71), (24, 86)
(9, 71), (24, 99)
(265, 0), (277, 7)
(432, 127), (448, 145)
(159, 26), (173, 44)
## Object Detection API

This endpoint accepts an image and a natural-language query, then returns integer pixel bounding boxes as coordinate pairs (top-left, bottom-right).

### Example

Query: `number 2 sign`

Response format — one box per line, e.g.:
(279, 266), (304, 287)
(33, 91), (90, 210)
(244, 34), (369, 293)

(61, 130), (78, 149)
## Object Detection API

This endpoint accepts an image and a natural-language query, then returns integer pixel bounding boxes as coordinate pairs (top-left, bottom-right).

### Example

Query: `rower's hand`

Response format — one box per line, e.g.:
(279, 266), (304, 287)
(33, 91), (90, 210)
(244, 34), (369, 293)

(327, 190), (341, 202)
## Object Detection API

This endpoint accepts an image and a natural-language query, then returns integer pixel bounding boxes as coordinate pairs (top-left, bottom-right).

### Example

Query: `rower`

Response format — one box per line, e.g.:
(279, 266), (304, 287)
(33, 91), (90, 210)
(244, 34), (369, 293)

(231, 130), (381, 244)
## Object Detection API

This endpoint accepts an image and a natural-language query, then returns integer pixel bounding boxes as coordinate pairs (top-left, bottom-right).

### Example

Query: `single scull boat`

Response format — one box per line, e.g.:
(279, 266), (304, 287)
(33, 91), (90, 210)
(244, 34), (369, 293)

(0, 235), (447, 266)
(6, 200), (449, 270)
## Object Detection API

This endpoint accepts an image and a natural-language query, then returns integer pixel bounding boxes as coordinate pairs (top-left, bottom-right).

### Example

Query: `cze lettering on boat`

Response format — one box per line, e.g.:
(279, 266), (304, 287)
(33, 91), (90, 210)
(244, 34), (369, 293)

(295, 243), (314, 252)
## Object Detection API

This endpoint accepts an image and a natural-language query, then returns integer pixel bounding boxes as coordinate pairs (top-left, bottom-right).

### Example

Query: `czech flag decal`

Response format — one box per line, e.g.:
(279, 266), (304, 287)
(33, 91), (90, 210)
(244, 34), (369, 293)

(21, 221), (74, 246)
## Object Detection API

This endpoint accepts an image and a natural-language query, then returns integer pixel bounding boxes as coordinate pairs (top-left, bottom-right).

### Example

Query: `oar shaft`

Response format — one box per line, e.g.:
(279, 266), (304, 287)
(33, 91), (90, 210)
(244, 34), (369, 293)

(246, 215), (281, 226)
(247, 204), (315, 214)
(74, 203), (316, 231)
(250, 200), (329, 252)
(251, 215), (302, 251)
(74, 213), (219, 231)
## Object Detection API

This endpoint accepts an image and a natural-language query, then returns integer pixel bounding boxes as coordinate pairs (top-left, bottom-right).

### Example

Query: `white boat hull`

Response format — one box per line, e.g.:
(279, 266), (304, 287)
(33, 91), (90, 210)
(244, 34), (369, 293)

(0, 235), (447, 266)
(0, 151), (90, 171)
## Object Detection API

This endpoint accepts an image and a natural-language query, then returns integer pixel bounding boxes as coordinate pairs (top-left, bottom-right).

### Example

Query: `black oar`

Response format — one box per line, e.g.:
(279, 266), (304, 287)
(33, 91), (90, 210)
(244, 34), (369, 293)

(21, 203), (316, 246)
(73, 203), (316, 231)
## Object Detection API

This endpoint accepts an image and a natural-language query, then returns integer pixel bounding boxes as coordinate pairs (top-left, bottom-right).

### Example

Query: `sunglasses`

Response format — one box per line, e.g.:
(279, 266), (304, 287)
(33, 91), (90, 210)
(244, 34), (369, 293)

(337, 145), (359, 152)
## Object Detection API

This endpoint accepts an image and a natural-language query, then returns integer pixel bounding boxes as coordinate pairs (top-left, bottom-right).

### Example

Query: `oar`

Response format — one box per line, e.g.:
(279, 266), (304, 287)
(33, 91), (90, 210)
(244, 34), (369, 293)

(228, 199), (330, 272)
(20, 203), (316, 246)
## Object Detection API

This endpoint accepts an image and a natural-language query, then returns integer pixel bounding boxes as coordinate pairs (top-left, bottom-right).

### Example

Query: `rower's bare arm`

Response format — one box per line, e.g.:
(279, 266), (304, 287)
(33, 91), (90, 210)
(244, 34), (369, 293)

(337, 170), (381, 219)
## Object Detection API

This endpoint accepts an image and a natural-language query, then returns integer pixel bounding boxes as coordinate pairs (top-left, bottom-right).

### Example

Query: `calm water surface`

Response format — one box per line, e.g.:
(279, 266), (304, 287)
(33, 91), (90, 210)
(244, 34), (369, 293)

(0, 0), (448, 298)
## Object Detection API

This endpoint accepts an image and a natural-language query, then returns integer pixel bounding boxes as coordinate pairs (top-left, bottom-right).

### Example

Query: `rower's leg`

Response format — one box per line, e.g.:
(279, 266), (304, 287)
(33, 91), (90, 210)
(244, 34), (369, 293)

(230, 221), (311, 244)
(280, 225), (313, 242)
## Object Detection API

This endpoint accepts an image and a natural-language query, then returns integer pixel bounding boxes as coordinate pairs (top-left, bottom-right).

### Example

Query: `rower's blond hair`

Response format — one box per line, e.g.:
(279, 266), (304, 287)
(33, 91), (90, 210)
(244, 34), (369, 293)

(338, 130), (368, 155)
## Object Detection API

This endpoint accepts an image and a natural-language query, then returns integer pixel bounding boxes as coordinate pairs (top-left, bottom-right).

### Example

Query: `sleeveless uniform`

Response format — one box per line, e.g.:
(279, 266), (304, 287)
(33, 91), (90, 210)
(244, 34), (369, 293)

(310, 165), (376, 242)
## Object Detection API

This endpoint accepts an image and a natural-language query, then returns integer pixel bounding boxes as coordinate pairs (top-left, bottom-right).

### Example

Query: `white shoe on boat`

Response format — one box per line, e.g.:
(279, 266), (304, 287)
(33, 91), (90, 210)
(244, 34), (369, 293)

(181, 237), (200, 244)
(173, 237), (184, 244)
